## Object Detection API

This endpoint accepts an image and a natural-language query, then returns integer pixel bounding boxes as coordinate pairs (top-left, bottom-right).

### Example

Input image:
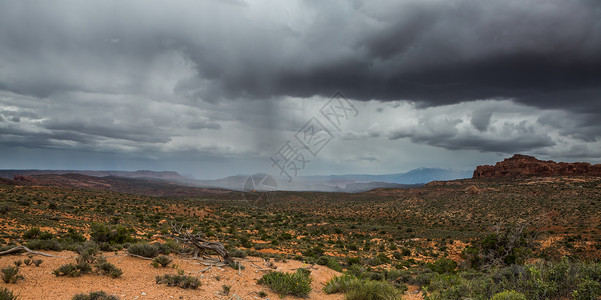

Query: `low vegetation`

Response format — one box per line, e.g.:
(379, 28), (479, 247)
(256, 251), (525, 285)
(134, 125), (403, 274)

(53, 256), (122, 278)
(1, 266), (23, 284)
(72, 291), (119, 300)
(0, 287), (18, 300)
(258, 269), (313, 297)
(1, 175), (601, 298)
(151, 255), (172, 268)
(324, 274), (406, 299)
(155, 274), (201, 289)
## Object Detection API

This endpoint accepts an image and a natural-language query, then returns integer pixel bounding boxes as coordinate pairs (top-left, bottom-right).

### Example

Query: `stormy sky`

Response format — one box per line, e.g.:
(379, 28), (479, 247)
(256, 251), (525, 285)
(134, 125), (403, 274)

(1, 0), (600, 179)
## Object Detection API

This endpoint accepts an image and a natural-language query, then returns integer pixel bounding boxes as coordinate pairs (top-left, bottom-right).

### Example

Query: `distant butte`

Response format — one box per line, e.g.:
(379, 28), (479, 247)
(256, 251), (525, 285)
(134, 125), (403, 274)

(473, 154), (601, 178)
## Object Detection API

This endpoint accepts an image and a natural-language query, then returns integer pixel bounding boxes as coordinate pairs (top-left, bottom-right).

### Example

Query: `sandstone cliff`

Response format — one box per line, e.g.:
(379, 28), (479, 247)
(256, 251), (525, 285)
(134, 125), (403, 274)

(473, 154), (601, 178)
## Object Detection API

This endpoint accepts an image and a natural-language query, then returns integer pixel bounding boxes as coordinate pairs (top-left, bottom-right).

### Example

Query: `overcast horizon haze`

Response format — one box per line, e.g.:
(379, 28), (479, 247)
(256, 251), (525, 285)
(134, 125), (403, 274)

(1, 0), (600, 179)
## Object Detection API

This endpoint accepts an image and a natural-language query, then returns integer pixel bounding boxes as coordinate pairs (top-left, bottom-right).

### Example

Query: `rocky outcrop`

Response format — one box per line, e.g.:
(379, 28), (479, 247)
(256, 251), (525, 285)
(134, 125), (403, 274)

(473, 154), (601, 178)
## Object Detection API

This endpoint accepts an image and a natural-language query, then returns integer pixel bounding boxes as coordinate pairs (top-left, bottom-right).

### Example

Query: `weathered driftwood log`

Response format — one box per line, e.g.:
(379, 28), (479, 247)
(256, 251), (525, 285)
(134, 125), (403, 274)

(168, 223), (234, 265)
(0, 245), (69, 258)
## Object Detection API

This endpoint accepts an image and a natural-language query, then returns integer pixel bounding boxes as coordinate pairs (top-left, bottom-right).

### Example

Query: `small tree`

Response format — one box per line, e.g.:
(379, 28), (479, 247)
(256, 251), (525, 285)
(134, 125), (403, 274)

(463, 221), (537, 270)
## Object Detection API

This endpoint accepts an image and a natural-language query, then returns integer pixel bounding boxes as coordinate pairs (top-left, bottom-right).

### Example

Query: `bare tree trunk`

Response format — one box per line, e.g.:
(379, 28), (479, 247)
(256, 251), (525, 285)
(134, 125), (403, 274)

(0, 245), (69, 258)
(168, 223), (234, 265)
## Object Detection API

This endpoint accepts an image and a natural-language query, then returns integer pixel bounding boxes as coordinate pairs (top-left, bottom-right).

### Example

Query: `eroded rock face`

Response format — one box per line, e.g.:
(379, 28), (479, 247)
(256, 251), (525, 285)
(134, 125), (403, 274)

(473, 154), (601, 178)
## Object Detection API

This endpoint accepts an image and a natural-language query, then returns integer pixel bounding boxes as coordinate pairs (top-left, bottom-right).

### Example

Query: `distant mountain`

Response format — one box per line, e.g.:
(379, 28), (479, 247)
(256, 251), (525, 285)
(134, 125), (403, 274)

(308, 168), (472, 185)
(6, 173), (231, 197)
(0, 169), (187, 181)
(187, 168), (470, 192)
(0, 167), (471, 193)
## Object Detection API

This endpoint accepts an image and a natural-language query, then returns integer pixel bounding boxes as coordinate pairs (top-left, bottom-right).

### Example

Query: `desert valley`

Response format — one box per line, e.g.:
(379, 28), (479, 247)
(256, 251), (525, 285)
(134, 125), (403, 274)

(1, 155), (601, 299)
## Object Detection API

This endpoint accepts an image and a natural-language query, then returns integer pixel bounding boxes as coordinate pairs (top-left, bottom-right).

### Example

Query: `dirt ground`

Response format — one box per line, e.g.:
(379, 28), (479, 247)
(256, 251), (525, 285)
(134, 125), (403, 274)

(0, 251), (423, 299)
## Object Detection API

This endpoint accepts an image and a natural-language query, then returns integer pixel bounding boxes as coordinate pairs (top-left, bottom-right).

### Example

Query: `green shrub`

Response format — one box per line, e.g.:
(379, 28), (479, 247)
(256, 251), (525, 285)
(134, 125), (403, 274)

(94, 257), (122, 278)
(345, 280), (405, 300)
(427, 258), (458, 274)
(572, 279), (601, 300)
(63, 228), (87, 243)
(423, 259), (601, 300)
(323, 274), (360, 294)
(72, 291), (119, 300)
(367, 257), (382, 266)
(492, 290), (527, 300)
(326, 258), (343, 272)
(230, 249), (247, 258)
(152, 256), (172, 268)
(156, 274), (201, 289)
(33, 259), (43, 267)
(76, 252), (97, 265)
(258, 269), (312, 297)
(302, 246), (325, 258)
(0, 287), (18, 300)
(53, 263), (91, 277)
(1, 267), (23, 284)
(346, 257), (361, 266)
(221, 284), (231, 296)
(324, 274), (405, 300)
(25, 239), (62, 251)
(463, 223), (535, 270)
(22, 227), (42, 239)
(316, 256), (329, 266)
(90, 223), (135, 245)
(127, 244), (160, 258)
(76, 241), (99, 257)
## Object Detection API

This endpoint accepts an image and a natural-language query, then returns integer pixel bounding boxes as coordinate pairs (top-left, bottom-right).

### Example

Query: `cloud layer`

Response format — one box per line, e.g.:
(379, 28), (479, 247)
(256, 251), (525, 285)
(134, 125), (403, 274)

(1, 0), (600, 176)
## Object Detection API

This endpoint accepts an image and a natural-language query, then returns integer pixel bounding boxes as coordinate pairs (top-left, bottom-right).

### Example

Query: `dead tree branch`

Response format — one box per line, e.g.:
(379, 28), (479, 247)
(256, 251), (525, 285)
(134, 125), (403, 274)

(0, 245), (70, 258)
(167, 222), (234, 266)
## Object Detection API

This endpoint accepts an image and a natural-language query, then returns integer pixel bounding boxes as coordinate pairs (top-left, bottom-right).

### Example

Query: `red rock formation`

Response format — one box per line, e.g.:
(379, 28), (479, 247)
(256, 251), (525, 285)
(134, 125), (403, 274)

(473, 154), (601, 178)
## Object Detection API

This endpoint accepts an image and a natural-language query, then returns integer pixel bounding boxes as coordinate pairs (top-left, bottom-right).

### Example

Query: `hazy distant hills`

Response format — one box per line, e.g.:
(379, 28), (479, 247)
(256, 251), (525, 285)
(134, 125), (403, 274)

(190, 168), (471, 192)
(0, 169), (186, 181)
(2, 173), (231, 198)
(0, 167), (471, 193)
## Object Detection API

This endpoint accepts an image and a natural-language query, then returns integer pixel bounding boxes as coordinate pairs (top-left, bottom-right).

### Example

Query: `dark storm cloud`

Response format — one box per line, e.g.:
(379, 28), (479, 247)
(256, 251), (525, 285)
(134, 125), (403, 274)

(174, 0), (601, 113)
(0, 0), (600, 163)
(2, 0), (599, 109)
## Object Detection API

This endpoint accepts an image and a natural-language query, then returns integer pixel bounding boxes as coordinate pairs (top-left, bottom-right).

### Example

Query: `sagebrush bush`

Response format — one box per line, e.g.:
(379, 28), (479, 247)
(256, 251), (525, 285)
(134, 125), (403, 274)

(76, 241), (99, 257)
(127, 243), (160, 258)
(1, 267), (23, 284)
(324, 274), (406, 299)
(230, 249), (247, 258)
(491, 290), (527, 300)
(572, 280), (601, 300)
(90, 223), (135, 245)
(152, 256), (172, 268)
(345, 279), (405, 300)
(323, 274), (360, 294)
(0, 287), (18, 300)
(94, 257), (123, 278)
(22, 227), (42, 239)
(72, 291), (119, 300)
(25, 239), (62, 251)
(258, 269), (312, 297)
(156, 274), (200, 289)
(427, 258), (457, 274)
(53, 262), (91, 277)
(423, 259), (601, 300)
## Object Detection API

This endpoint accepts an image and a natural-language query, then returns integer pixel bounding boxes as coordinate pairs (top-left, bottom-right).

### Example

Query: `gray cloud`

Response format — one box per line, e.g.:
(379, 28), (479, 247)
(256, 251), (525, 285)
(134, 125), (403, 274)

(0, 0), (600, 176)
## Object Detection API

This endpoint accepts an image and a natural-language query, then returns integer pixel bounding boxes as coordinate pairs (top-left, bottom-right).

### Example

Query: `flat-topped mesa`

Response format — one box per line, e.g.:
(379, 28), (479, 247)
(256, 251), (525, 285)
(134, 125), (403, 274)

(473, 154), (601, 178)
